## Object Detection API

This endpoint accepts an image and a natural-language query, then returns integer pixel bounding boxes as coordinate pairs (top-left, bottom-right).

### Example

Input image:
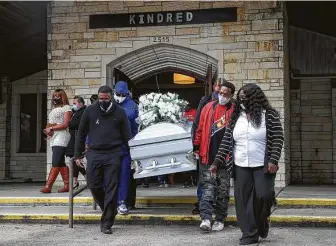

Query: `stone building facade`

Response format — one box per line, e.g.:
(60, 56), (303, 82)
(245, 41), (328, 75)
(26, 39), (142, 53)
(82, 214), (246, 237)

(46, 0), (288, 187)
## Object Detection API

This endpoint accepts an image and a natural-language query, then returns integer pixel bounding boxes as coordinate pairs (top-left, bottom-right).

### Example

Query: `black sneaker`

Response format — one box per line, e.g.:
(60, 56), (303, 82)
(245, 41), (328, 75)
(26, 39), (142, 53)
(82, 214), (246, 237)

(101, 227), (112, 234)
(239, 237), (259, 245)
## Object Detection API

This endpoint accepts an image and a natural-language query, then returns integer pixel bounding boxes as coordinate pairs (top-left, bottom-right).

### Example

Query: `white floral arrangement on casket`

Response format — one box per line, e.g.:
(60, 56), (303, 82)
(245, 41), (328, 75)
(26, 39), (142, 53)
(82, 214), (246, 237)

(137, 92), (189, 130)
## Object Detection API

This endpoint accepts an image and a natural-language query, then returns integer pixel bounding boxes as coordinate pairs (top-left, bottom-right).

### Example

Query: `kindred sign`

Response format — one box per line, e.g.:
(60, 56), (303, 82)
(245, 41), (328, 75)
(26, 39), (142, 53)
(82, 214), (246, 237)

(129, 12), (194, 25)
(89, 8), (237, 29)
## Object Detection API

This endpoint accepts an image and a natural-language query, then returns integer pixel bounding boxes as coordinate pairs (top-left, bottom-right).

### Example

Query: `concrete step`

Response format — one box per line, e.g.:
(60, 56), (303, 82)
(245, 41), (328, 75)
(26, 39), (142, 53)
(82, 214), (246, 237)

(0, 206), (335, 227)
(0, 196), (335, 208)
(0, 206), (336, 227)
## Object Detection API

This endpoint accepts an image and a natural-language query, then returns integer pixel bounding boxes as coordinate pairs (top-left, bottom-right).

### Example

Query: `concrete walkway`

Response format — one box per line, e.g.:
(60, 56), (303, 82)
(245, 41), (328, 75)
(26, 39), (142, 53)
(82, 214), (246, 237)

(1, 224), (335, 246)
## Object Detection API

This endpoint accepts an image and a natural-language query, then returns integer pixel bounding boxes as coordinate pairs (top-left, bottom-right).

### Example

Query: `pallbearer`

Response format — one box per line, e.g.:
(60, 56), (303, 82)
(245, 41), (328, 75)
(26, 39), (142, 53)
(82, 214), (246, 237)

(74, 85), (132, 234)
(113, 81), (139, 215)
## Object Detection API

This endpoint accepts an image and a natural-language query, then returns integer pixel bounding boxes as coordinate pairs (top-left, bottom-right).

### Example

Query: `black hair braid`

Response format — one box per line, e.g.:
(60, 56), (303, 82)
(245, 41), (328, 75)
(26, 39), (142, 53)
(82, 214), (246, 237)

(226, 102), (241, 130)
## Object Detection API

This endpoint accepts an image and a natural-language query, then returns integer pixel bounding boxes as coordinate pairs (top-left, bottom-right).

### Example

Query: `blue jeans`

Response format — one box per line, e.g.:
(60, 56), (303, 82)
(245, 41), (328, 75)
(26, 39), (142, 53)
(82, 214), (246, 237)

(158, 175), (168, 184)
(197, 183), (203, 202)
(117, 152), (132, 206)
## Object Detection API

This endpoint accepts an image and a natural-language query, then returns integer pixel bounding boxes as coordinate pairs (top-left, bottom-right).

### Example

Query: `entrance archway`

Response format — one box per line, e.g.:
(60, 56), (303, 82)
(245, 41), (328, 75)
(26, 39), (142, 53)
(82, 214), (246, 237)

(106, 43), (218, 88)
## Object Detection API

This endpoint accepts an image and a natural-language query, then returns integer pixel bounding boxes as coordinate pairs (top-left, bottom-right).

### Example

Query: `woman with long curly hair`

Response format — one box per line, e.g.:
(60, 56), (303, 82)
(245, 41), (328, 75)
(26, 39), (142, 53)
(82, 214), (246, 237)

(211, 83), (284, 245)
(40, 89), (72, 193)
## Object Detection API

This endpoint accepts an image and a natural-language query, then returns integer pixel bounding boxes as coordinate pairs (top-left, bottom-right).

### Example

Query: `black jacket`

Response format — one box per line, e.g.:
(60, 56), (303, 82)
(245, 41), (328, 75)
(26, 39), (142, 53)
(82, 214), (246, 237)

(74, 102), (132, 158)
(191, 94), (213, 142)
(65, 106), (86, 158)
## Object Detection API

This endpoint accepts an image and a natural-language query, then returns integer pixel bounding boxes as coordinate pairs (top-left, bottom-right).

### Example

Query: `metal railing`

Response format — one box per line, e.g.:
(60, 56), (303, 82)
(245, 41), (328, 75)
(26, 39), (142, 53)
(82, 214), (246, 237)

(69, 158), (97, 228)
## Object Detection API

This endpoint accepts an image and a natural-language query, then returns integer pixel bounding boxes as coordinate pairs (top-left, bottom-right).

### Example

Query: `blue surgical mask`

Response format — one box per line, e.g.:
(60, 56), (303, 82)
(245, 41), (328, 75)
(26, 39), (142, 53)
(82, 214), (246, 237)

(72, 105), (79, 111)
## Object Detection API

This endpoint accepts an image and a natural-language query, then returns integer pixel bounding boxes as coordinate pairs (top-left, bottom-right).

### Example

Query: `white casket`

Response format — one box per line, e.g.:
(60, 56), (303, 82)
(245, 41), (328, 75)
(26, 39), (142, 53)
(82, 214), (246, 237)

(129, 122), (197, 179)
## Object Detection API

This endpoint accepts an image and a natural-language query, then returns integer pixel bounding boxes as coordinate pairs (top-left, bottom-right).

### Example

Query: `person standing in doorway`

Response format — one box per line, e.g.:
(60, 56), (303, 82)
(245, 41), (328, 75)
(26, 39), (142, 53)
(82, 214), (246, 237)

(191, 80), (223, 214)
(212, 83), (284, 245)
(65, 96), (87, 189)
(113, 81), (139, 215)
(74, 85), (132, 234)
(90, 94), (98, 104)
(193, 81), (235, 232)
(41, 89), (72, 193)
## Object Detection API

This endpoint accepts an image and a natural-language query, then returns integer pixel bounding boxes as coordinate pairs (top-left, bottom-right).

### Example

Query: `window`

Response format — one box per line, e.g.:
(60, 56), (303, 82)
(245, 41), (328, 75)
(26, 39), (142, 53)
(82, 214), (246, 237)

(40, 93), (47, 153)
(18, 93), (47, 153)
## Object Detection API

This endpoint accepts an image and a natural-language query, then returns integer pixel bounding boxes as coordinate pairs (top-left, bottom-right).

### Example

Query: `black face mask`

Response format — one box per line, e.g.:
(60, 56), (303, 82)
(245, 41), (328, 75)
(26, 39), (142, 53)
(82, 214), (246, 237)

(99, 100), (111, 111)
(239, 98), (249, 112)
(53, 98), (62, 105)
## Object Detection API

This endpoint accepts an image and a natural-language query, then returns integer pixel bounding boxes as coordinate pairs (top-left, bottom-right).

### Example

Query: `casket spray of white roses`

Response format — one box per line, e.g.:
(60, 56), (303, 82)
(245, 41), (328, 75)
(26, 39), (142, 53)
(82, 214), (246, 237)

(137, 92), (188, 130)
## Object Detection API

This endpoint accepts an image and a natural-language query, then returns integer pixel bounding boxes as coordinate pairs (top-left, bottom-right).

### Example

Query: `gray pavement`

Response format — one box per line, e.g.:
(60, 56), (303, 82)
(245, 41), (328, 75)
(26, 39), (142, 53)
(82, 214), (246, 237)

(278, 185), (336, 199)
(0, 224), (335, 246)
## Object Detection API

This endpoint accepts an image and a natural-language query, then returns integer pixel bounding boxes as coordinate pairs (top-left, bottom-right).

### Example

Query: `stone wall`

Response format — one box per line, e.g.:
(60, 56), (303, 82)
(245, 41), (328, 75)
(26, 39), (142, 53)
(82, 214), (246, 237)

(290, 79), (335, 184)
(48, 1), (286, 186)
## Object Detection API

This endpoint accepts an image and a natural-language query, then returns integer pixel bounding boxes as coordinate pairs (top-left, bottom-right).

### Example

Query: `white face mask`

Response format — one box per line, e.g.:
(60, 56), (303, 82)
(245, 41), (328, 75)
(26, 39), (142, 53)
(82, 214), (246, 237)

(114, 94), (126, 104)
(218, 95), (230, 105)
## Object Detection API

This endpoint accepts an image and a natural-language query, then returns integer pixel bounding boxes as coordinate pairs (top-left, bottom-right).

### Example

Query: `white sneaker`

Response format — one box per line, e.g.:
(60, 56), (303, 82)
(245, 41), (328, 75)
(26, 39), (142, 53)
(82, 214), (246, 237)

(212, 221), (224, 231)
(159, 183), (169, 188)
(117, 204), (129, 215)
(200, 220), (211, 232)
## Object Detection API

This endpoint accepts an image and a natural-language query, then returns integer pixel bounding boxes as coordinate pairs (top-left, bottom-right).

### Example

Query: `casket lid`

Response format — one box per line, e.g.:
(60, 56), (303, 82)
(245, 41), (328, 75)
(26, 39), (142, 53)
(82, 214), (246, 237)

(129, 122), (191, 147)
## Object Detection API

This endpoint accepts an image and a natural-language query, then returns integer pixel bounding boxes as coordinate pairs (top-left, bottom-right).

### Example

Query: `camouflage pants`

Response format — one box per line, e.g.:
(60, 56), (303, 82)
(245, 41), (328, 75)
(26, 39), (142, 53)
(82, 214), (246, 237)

(199, 164), (230, 223)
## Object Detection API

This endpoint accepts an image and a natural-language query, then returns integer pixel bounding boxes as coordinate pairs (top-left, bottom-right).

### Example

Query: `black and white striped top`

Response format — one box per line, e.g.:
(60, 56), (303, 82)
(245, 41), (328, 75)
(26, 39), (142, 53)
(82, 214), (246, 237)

(213, 109), (284, 176)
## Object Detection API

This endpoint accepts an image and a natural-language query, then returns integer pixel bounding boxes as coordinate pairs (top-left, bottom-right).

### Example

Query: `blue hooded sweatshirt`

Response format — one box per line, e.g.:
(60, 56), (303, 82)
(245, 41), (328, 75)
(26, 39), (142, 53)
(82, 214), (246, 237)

(114, 81), (139, 139)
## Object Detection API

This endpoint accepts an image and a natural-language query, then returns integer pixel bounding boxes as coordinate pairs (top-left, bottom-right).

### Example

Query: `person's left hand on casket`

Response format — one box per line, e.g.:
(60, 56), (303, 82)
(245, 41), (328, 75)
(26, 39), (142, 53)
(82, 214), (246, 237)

(193, 145), (200, 154)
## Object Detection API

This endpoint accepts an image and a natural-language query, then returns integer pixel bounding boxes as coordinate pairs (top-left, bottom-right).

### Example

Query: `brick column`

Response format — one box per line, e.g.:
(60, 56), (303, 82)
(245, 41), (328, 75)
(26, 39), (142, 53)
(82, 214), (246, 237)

(332, 87), (336, 184)
(0, 76), (12, 179)
(290, 88), (302, 183)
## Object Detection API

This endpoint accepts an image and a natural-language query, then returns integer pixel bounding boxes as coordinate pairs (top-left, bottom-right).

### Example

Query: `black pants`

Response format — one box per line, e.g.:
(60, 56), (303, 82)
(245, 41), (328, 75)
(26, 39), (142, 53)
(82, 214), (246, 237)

(73, 163), (86, 178)
(234, 165), (273, 240)
(86, 149), (121, 228)
(66, 154), (86, 179)
(127, 169), (137, 208)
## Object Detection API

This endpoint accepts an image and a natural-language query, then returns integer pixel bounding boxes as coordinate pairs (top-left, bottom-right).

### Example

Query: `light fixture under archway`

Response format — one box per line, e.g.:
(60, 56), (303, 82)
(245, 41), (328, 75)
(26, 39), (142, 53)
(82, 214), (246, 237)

(173, 73), (195, 85)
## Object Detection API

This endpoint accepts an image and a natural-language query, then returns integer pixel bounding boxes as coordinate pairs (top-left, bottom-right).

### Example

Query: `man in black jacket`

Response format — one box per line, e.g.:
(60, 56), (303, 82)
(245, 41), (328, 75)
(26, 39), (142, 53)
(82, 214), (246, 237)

(74, 85), (132, 234)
